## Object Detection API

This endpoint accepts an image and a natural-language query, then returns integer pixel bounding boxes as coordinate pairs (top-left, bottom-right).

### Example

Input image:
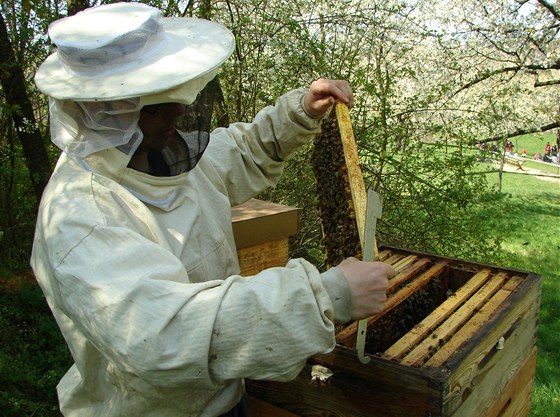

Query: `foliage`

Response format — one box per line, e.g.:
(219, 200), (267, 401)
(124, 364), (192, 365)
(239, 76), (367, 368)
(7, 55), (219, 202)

(1, 0), (558, 268)
(0, 276), (71, 417)
(480, 164), (559, 417)
(371, 143), (505, 261)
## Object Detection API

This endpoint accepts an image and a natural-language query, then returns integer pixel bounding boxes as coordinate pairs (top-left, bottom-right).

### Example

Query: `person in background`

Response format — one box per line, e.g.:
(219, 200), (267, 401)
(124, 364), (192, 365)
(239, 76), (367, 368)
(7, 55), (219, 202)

(31, 3), (394, 417)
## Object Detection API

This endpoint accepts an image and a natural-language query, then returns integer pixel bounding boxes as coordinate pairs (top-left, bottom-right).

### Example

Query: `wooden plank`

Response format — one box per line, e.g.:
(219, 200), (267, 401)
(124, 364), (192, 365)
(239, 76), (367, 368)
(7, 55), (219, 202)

(247, 347), (443, 417)
(401, 271), (509, 367)
(446, 303), (538, 417)
(425, 275), (523, 367)
(237, 239), (289, 276)
(378, 249), (393, 261)
(384, 268), (494, 360)
(384, 253), (406, 266)
(336, 261), (448, 346)
(335, 103), (368, 248)
(387, 257), (432, 294)
(442, 275), (540, 416)
(247, 396), (300, 417)
(392, 255), (419, 274)
(482, 347), (536, 417)
(232, 199), (300, 249)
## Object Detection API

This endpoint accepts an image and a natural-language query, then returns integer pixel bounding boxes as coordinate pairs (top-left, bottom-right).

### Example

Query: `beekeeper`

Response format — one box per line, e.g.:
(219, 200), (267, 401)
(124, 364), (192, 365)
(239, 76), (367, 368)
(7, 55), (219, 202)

(31, 3), (395, 417)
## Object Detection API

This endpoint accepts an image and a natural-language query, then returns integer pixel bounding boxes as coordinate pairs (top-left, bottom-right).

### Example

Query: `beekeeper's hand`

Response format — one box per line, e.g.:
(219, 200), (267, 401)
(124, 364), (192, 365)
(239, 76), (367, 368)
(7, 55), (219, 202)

(303, 78), (353, 118)
(337, 257), (395, 320)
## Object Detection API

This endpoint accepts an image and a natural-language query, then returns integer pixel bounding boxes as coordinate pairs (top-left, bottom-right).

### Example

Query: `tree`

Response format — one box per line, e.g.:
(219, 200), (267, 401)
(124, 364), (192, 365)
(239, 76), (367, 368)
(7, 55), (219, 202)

(0, 0), (58, 267)
(0, 0), (554, 268)
(420, 0), (560, 143)
(0, 11), (51, 202)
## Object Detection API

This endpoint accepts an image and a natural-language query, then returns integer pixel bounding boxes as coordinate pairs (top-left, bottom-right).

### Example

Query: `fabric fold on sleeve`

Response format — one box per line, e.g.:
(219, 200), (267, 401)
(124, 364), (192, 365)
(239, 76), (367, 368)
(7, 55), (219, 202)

(205, 88), (324, 205)
(321, 266), (352, 324)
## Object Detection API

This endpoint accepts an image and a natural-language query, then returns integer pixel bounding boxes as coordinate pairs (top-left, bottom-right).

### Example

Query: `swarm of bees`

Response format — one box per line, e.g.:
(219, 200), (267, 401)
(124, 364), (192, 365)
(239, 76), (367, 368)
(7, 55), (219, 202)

(365, 278), (446, 354)
(311, 109), (362, 267)
(312, 108), (449, 355)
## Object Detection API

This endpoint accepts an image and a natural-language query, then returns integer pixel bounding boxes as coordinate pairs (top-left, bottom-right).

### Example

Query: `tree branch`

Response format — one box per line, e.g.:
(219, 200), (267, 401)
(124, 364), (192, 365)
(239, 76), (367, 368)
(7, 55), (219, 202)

(536, 0), (560, 21)
(453, 66), (521, 95)
(476, 121), (560, 144)
(535, 79), (560, 87)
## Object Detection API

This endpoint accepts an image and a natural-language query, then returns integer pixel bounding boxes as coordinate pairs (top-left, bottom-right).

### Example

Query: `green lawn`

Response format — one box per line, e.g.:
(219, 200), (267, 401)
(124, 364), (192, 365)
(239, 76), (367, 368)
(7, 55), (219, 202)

(481, 151), (559, 416)
(511, 132), (556, 158)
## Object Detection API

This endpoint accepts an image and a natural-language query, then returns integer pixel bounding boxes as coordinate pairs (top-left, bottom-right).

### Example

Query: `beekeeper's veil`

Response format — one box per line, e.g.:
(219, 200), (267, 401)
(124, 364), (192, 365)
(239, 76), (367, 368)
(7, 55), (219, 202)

(34, 2), (235, 162)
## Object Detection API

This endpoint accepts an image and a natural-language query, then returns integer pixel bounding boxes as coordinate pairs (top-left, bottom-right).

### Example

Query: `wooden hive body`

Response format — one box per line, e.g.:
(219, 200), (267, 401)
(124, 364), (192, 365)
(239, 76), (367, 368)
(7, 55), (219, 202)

(246, 246), (541, 417)
(232, 199), (301, 276)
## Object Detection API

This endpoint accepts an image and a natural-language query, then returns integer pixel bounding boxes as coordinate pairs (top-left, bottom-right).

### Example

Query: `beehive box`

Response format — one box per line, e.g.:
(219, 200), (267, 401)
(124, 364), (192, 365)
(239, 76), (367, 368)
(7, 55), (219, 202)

(246, 246), (541, 417)
(232, 199), (301, 276)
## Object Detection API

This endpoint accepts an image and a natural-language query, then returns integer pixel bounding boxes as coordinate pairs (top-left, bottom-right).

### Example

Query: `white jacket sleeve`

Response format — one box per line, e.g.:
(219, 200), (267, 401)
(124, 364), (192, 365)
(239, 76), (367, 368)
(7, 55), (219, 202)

(205, 88), (322, 205)
(49, 223), (338, 387)
(30, 86), (351, 405)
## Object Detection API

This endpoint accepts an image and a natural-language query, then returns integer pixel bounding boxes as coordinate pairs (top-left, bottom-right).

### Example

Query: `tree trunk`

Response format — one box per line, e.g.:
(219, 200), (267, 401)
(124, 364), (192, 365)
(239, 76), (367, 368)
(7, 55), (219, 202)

(67, 0), (90, 16)
(0, 12), (51, 202)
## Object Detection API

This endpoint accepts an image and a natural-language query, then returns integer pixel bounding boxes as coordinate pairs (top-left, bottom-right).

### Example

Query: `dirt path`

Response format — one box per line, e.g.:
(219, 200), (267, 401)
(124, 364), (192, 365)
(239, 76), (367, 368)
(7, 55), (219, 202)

(501, 162), (560, 185)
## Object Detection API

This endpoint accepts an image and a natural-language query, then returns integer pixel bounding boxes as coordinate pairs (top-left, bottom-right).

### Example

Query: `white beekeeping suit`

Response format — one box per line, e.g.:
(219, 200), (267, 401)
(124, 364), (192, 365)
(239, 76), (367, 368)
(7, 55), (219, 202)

(31, 3), (353, 416)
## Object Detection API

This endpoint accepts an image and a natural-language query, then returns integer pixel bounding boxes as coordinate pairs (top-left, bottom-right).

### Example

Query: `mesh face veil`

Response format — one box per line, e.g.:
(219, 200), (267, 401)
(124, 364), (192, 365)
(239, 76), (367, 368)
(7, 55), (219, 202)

(50, 95), (212, 176)
(49, 98), (144, 158)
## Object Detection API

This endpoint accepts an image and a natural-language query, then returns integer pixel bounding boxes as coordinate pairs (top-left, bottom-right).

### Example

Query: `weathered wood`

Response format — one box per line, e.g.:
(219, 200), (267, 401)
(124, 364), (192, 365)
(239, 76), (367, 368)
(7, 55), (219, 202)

(384, 268), (494, 360)
(401, 271), (509, 367)
(387, 257), (432, 293)
(441, 273), (541, 416)
(247, 346), (444, 417)
(248, 396), (300, 417)
(237, 239), (289, 276)
(482, 347), (536, 417)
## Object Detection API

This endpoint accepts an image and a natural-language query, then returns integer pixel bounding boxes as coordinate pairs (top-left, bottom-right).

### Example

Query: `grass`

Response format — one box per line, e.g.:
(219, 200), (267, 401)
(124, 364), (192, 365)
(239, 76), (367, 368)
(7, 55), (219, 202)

(480, 133), (560, 417)
(511, 132), (556, 157)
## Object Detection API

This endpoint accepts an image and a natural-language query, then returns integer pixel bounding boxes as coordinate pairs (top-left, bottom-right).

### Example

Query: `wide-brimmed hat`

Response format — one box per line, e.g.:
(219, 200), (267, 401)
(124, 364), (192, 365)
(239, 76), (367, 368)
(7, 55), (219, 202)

(34, 2), (235, 102)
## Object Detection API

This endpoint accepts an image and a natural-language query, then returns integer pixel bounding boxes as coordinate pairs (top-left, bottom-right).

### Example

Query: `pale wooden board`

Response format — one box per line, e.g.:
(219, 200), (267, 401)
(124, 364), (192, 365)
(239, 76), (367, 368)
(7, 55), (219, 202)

(383, 253), (406, 266)
(384, 268), (494, 360)
(387, 257), (432, 293)
(378, 249), (393, 261)
(237, 239), (289, 276)
(401, 272), (509, 367)
(335, 103), (368, 247)
(392, 255), (419, 274)
(442, 277), (540, 416)
(425, 275), (523, 367)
